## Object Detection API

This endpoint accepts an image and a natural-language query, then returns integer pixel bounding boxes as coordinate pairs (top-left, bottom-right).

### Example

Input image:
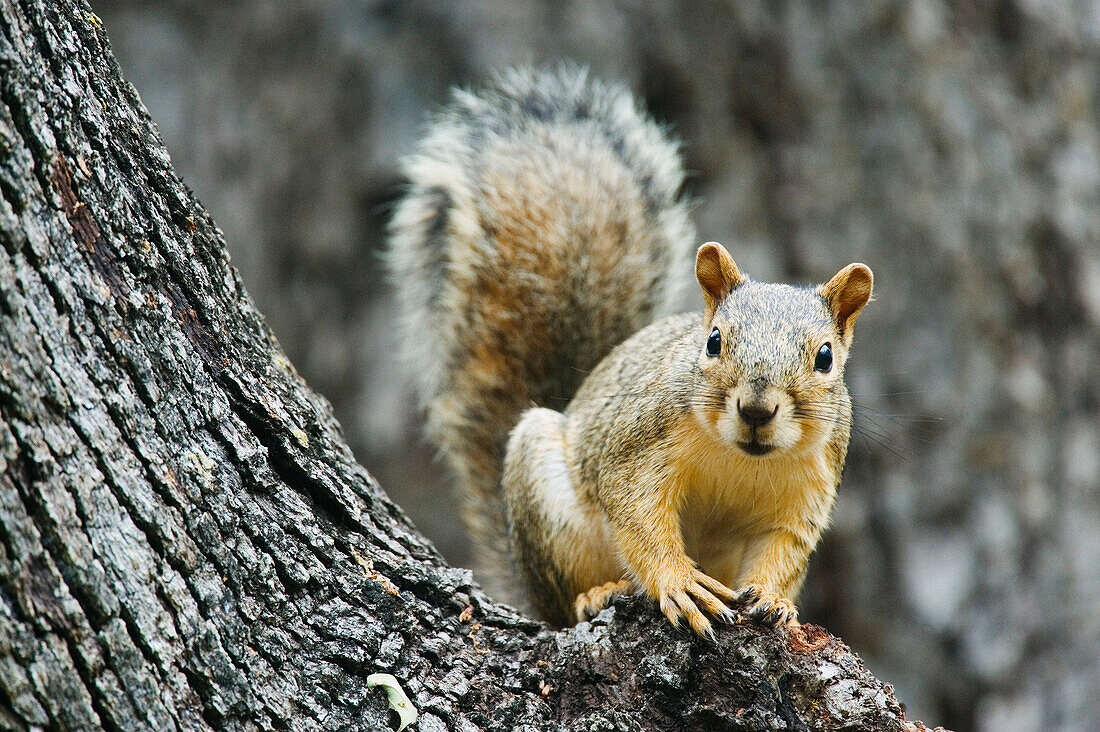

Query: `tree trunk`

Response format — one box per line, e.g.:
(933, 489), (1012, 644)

(0, 2), (943, 730)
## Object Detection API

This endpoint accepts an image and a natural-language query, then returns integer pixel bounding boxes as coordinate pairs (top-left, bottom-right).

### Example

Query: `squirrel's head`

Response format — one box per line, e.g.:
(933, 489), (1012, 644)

(693, 242), (873, 458)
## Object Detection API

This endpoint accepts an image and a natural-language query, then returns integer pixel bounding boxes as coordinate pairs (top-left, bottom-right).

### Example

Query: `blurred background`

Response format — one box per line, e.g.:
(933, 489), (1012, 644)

(93, 2), (1100, 730)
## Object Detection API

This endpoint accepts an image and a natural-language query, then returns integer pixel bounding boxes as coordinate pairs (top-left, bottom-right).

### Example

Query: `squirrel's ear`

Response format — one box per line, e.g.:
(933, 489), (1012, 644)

(819, 263), (873, 344)
(696, 242), (745, 323)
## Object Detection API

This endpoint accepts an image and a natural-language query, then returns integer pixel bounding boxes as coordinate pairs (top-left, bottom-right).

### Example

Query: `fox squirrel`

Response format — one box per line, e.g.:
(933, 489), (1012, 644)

(389, 66), (872, 636)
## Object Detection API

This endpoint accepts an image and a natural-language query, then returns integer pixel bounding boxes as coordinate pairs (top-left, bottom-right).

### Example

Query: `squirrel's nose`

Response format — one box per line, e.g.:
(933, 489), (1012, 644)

(737, 400), (778, 427)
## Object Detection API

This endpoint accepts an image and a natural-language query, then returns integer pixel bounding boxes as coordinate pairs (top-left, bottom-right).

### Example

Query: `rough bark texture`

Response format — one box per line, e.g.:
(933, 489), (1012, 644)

(86, 3), (1100, 730)
(0, 3), (941, 731)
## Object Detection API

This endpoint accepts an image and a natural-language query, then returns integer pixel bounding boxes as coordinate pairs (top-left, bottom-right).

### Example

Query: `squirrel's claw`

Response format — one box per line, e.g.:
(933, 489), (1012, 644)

(717, 606), (739, 624)
(654, 568), (737, 638)
(662, 589), (715, 637)
(733, 583), (762, 603)
(741, 589), (799, 627)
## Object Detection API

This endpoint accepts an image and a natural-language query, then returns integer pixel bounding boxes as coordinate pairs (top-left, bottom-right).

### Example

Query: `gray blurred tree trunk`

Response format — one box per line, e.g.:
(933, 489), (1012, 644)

(0, 3), (944, 730)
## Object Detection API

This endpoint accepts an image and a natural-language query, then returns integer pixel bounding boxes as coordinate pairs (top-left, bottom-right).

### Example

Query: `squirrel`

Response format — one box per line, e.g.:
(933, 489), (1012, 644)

(388, 66), (873, 637)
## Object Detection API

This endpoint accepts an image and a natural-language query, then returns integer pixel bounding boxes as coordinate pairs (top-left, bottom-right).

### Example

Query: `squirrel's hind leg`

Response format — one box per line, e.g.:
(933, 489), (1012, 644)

(503, 408), (622, 628)
(574, 579), (632, 622)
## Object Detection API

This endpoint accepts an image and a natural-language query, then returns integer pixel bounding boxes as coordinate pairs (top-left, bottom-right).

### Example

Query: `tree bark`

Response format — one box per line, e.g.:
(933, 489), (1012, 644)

(0, 2), (944, 730)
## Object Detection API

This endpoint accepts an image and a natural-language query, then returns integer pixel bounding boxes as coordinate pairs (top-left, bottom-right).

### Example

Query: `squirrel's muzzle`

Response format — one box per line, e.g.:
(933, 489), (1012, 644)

(737, 400), (779, 428)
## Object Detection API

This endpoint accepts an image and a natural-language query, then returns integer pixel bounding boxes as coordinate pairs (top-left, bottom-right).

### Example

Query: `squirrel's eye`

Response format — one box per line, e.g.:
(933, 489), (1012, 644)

(814, 343), (833, 373)
(706, 328), (721, 358)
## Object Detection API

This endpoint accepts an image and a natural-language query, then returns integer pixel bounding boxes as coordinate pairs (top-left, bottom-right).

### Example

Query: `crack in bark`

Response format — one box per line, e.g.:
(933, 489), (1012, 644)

(52, 158), (127, 298)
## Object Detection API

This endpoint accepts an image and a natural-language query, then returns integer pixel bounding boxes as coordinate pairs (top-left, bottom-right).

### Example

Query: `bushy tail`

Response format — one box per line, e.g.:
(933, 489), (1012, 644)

(388, 66), (694, 603)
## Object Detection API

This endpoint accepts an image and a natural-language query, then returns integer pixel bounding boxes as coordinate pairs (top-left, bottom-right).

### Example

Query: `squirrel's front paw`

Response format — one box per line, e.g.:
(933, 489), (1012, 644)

(654, 568), (738, 638)
(735, 585), (799, 626)
(574, 579), (632, 621)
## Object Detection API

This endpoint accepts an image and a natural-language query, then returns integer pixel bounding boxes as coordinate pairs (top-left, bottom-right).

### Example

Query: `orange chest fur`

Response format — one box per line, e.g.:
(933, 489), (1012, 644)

(667, 418), (838, 536)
